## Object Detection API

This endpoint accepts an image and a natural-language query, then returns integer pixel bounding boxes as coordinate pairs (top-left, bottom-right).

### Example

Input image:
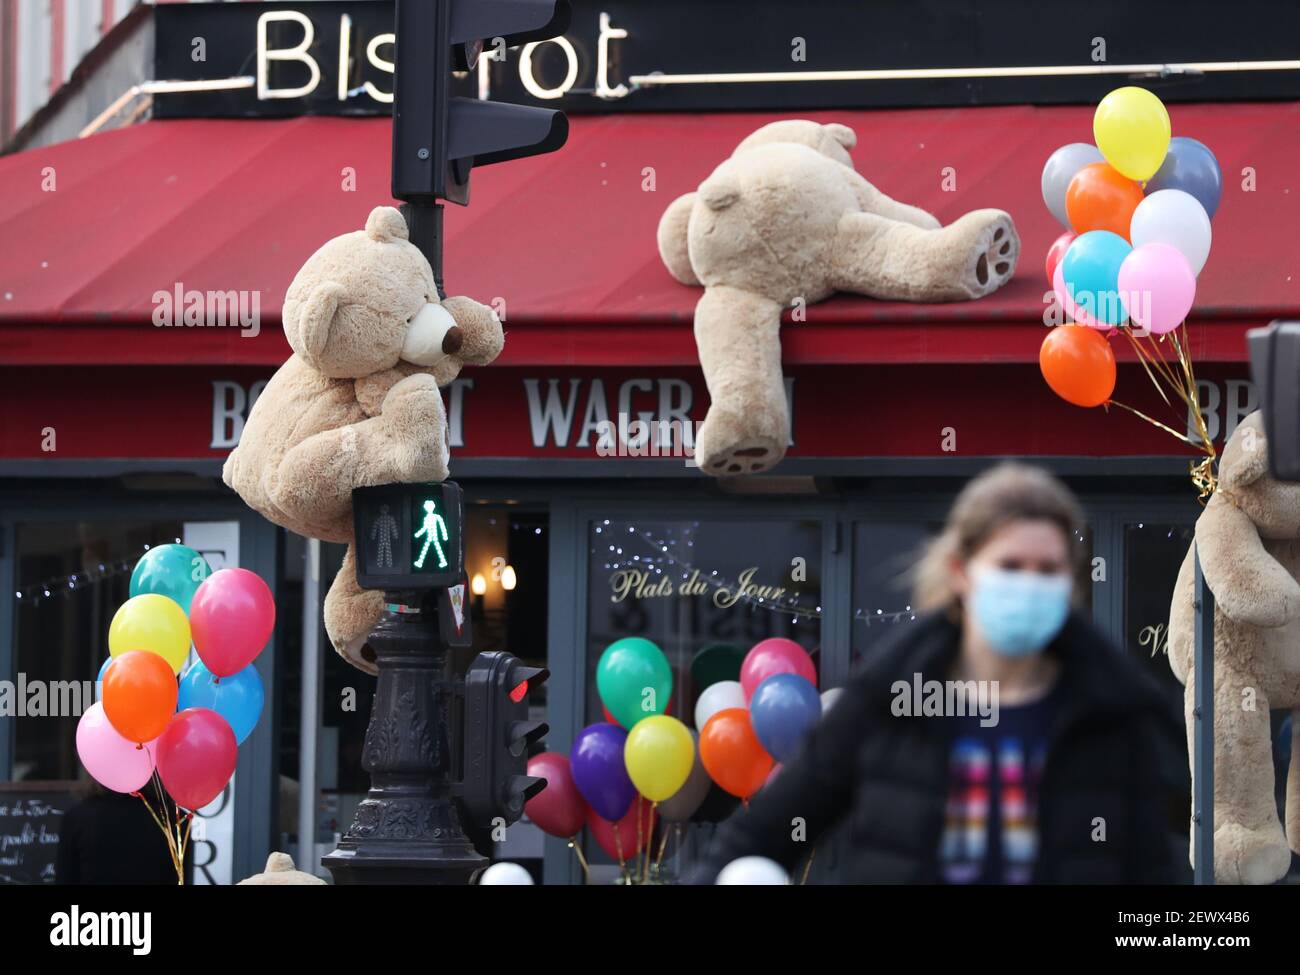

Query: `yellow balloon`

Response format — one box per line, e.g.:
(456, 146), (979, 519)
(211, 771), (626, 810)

(1093, 86), (1171, 182)
(108, 593), (191, 674)
(624, 715), (694, 802)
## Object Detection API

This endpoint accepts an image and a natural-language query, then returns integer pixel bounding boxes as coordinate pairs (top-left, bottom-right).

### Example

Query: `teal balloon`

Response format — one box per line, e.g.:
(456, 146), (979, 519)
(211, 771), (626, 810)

(1061, 230), (1131, 326)
(130, 544), (211, 614)
(596, 637), (672, 729)
(178, 660), (263, 744)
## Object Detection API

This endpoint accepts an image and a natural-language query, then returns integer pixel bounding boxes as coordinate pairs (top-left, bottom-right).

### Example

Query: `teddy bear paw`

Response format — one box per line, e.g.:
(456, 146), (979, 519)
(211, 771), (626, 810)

(324, 587), (383, 676)
(695, 410), (786, 476)
(948, 209), (1019, 299)
(1206, 820), (1292, 884)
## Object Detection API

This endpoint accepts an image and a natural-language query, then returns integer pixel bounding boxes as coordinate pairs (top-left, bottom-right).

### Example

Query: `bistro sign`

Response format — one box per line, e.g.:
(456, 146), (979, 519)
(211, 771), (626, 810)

(151, 0), (1300, 119)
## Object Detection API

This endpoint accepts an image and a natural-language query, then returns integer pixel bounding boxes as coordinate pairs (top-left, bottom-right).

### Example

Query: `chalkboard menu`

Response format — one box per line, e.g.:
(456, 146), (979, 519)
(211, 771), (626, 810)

(0, 782), (78, 884)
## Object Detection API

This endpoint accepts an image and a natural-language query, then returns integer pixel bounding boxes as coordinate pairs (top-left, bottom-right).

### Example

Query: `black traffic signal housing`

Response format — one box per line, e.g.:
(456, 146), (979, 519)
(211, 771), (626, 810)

(392, 0), (570, 206)
(352, 481), (465, 591)
(462, 651), (549, 827)
(1248, 320), (1300, 482)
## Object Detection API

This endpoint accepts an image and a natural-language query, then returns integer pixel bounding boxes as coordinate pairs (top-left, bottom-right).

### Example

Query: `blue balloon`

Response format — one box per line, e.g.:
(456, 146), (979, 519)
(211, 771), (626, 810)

(1146, 136), (1222, 219)
(95, 656), (114, 702)
(178, 660), (263, 744)
(130, 543), (212, 614)
(749, 673), (822, 763)
(1061, 231), (1132, 325)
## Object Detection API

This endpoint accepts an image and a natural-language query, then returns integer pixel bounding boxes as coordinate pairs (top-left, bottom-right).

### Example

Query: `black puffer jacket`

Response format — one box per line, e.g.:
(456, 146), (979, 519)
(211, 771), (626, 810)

(693, 612), (1180, 884)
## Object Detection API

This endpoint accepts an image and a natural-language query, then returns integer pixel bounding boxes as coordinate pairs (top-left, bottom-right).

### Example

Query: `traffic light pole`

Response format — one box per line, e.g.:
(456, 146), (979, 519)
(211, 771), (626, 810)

(321, 590), (486, 885)
(401, 202), (445, 299)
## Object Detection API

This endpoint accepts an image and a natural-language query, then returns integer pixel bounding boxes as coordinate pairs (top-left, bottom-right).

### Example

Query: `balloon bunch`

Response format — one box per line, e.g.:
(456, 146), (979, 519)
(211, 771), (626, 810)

(76, 545), (275, 883)
(526, 635), (827, 885)
(1040, 87), (1222, 496)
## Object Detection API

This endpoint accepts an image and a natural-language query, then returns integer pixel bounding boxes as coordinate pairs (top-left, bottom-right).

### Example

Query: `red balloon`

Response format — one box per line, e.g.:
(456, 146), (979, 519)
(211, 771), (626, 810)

(525, 752), (588, 838)
(740, 638), (816, 701)
(1044, 231), (1077, 287)
(587, 796), (656, 861)
(156, 708), (237, 810)
(699, 708), (774, 799)
(189, 568), (276, 677)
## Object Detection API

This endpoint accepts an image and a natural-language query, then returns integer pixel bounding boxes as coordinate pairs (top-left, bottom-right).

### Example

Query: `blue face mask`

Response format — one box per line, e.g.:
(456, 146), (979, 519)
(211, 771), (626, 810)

(969, 567), (1071, 657)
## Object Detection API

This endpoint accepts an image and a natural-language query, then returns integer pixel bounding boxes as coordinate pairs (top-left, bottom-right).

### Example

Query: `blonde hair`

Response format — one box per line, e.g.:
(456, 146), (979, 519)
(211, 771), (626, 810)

(912, 463), (1085, 613)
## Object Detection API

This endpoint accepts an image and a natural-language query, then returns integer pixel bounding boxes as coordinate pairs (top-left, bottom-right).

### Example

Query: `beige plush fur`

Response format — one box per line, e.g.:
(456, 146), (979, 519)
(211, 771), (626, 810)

(1168, 411), (1300, 884)
(224, 206), (503, 674)
(656, 120), (1019, 476)
(237, 852), (326, 885)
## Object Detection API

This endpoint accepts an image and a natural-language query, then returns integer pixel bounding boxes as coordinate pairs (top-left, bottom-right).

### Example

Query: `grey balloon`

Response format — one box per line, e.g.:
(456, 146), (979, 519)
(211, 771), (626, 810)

(1041, 142), (1104, 229)
(657, 730), (712, 822)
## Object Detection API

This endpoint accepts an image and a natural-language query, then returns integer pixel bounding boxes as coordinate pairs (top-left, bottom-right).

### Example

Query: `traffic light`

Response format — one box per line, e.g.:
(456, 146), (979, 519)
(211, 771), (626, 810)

(392, 0), (570, 207)
(352, 481), (464, 590)
(1248, 320), (1300, 481)
(462, 650), (549, 827)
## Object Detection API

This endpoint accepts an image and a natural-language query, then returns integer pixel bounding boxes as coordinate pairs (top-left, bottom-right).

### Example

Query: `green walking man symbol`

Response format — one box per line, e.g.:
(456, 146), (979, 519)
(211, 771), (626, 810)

(413, 499), (449, 570)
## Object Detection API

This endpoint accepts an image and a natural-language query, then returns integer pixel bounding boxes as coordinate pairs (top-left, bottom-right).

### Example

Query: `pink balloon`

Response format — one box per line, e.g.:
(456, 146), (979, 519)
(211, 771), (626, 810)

(76, 702), (157, 793)
(1045, 231), (1076, 287)
(740, 638), (816, 701)
(1052, 261), (1105, 330)
(1118, 242), (1196, 336)
(156, 708), (237, 810)
(189, 568), (275, 677)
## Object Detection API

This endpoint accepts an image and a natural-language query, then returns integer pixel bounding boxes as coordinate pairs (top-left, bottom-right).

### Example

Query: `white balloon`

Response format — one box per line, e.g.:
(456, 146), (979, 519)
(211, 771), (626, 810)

(478, 862), (534, 885)
(716, 856), (790, 885)
(695, 680), (746, 731)
(1130, 189), (1212, 276)
(820, 687), (843, 715)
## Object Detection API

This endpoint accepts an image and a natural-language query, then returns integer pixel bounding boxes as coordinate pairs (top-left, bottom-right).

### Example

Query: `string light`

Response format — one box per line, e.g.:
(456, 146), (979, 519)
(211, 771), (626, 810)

(13, 542), (164, 607)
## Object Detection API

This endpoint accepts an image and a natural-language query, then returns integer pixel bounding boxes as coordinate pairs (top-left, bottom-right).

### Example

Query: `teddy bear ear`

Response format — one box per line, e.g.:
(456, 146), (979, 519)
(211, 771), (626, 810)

(825, 123), (857, 149)
(365, 206), (409, 243)
(1219, 413), (1270, 490)
(700, 172), (740, 211)
(286, 281), (345, 362)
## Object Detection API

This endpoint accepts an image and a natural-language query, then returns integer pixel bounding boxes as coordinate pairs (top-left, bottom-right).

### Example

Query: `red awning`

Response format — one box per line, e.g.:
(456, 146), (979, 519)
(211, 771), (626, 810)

(1, 104), (1296, 367)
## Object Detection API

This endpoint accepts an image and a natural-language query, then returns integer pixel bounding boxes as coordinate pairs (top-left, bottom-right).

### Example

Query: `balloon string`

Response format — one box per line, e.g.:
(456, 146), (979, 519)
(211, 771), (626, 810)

(800, 846), (817, 885)
(611, 822), (628, 880)
(568, 836), (591, 884)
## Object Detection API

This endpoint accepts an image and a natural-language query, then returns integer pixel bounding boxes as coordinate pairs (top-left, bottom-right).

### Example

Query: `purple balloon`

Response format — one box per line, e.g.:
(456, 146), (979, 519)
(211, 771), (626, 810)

(1146, 136), (1222, 219)
(570, 722), (636, 821)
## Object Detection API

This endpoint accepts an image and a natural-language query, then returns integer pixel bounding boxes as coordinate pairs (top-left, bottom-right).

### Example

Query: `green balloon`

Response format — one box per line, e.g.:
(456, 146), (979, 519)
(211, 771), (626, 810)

(596, 637), (672, 729)
(129, 544), (212, 614)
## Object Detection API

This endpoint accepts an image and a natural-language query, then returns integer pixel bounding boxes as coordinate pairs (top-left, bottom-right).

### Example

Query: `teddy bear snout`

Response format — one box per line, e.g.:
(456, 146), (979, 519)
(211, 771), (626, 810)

(400, 302), (459, 366)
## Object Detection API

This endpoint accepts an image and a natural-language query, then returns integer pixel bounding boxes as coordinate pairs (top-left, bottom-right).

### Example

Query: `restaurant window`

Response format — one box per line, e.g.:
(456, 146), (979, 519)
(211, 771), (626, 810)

(584, 516), (822, 881)
(11, 520), (184, 781)
(851, 516), (1096, 667)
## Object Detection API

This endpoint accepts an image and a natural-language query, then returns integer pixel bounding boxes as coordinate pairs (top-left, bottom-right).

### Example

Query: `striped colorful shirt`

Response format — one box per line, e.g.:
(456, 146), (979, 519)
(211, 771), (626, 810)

(939, 688), (1056, 884)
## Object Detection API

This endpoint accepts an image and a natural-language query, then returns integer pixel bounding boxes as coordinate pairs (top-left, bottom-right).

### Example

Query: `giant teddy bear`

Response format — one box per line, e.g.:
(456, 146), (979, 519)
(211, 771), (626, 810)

(1168, 411), (1300, 884)
(657, 119), (1020, 476)
(223, 206), (503, 674)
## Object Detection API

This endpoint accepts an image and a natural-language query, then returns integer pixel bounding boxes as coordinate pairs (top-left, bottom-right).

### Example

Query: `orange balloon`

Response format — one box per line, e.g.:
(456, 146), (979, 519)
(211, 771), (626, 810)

(102, 649), (178, 744)
(1040, 326), (1116, 408)
(699, 708), (773, 799)
(1065, 162), (1144, 239)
